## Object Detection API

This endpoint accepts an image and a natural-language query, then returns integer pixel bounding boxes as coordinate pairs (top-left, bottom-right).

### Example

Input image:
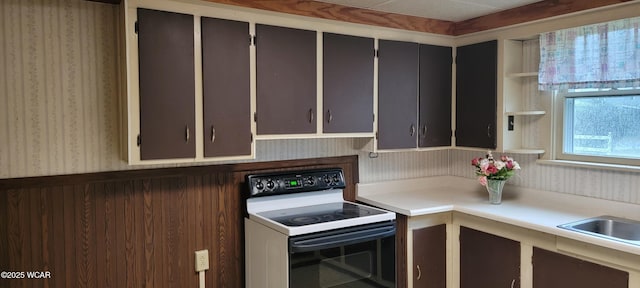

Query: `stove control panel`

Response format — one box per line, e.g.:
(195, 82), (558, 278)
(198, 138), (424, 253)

(246, 168), (346, 197)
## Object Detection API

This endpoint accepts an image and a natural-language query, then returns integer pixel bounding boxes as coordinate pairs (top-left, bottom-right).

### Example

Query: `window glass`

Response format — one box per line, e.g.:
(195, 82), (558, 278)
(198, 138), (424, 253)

(561, 92), (640, 162)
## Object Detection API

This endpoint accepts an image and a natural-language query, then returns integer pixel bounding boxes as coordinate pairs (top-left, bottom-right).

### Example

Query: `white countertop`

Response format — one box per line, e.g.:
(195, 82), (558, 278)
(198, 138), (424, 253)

(356, 176), (640, 256)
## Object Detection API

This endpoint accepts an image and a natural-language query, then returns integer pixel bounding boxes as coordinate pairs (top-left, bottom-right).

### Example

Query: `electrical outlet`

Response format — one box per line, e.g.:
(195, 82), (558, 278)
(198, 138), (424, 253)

(195, 249), (209, 272)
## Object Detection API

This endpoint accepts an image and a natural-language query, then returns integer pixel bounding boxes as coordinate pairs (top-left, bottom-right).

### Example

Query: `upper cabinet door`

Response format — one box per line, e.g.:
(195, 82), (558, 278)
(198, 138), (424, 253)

(255, 24), (317, 135)
(201, 17), (251, 158)
(323, 33), (374, 133)
(456, 40), (497, 149)
(137, 8), (195, 160)
(378, 40), (419, 150)
(419, 44), (452, 148)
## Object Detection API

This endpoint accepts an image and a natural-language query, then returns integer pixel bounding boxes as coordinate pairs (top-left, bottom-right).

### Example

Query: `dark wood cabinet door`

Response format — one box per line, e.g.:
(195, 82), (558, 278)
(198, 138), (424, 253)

(533, 248), (628, 288)
(137, 8), (195, 160)
(323, 33), (374, 133)
(455, 40), (497, 149)
(201, 17), (251, 157)
(419, 44), (452, 148)
(256, 24), (316, 135)
(378, 40), (419, 149)
(460, 226), (520, 288)
(413, 225), (446, 288)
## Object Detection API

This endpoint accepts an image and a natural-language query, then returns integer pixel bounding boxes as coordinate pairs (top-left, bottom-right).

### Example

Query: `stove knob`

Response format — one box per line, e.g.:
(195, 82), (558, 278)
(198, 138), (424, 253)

(323, 175), (331, 184)
(332, 174), (340, 183)
(255, 180), (265, 191)
(305, 176), (315, 186)
(266, 179), (276, 190)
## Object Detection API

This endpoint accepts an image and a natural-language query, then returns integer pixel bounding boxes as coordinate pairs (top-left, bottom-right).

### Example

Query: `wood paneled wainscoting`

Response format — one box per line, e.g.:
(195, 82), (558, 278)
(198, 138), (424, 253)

(0, 155), (359, 288)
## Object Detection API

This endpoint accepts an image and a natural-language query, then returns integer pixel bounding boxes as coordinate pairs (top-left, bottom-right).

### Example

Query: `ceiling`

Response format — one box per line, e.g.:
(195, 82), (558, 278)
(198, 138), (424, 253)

(315, 0), (542, 22)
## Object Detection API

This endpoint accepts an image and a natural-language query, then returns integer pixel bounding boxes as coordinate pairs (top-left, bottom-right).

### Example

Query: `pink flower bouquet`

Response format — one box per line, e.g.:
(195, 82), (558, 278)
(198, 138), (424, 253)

(471, 151), (520, 186)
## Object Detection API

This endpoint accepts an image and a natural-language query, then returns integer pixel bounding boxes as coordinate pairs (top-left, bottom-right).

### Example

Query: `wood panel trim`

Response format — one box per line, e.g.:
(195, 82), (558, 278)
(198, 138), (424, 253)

(196, 0), (630, 36)
(0, 156), (360, 288)
(396, 214), (408, 288)
(0, 191), (9, 288)
(454, 0), (633, 35)
(86, 0), (121, 3)
(0, 155), (358, 189)
(201, 0), (455, 35)
(87, 0), (629, 36)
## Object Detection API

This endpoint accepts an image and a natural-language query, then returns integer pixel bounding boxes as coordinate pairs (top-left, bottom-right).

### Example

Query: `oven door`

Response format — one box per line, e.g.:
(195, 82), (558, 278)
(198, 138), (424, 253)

(288, 221), (396, 288)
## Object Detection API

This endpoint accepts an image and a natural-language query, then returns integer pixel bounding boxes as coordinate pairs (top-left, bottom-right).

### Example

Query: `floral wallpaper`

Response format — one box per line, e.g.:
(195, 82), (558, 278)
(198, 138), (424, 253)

(2, 0), (122, 177)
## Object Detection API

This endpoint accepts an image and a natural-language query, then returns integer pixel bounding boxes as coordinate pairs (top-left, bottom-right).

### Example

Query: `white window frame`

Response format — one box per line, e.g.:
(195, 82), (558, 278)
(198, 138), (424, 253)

(554, 88), (640, 167)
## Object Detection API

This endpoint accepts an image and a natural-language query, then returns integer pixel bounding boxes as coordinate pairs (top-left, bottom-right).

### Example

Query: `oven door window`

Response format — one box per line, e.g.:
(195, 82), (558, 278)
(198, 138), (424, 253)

(288, 222), (396, 288)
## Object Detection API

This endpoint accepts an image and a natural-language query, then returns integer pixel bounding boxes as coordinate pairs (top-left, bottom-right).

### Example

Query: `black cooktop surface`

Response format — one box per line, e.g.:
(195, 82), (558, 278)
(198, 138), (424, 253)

(258, 202), (386, 227)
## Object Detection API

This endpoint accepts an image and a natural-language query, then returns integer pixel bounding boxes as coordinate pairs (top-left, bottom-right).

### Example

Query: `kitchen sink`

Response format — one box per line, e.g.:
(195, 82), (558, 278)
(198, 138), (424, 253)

(558, 216), (640, 246)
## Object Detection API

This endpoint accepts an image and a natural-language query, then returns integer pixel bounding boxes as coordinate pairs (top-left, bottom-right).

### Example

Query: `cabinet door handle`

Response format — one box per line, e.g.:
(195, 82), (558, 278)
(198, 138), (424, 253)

(210, 126), (216, 143)
(510, 279), (515, 288)
(421, 125), (427, 138)
(308, 109), (314, 123)
(327, 109), (333, 123)
(185, 126), (190, 143)
(416, 264), (422, 280)
(487, 124), (492, 138)
(410, 124), (416, 137)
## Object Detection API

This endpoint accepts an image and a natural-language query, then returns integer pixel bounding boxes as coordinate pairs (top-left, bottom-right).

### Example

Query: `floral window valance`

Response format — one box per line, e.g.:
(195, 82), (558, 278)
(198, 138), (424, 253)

(538, 16), (640, 91)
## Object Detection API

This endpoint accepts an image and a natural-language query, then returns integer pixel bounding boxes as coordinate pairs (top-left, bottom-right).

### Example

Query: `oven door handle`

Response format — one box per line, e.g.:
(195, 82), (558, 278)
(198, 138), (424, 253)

(289, 224), (395, 253)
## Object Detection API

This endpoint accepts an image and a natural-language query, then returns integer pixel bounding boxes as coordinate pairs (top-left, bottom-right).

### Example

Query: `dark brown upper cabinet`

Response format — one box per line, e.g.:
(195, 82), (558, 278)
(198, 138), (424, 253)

(378, 39), (420, 149)
(137, 8), (195, 160)
(459, 226), (520, 288)
(378, 40), (452, 150)
(533, 248), (628, 288)
(255, 24), (317, 135)
(323, 33), (374, 134)
(201, 17), (252, 158)
(419, 44), (452, 148)
(413, 224), (447, 288)
(456, 40), (497, 149)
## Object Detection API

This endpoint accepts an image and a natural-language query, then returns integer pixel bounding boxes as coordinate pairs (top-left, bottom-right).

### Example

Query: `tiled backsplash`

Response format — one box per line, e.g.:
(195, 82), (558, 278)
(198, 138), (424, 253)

(1, 0), (638, 204)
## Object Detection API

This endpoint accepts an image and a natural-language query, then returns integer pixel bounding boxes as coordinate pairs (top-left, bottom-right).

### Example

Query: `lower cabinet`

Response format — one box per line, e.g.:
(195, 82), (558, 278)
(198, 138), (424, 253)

(400, 214), (637, 288)
(532, 247), (629, 288)
(413, 224), (446, 288)
(459, 226), (520, 288)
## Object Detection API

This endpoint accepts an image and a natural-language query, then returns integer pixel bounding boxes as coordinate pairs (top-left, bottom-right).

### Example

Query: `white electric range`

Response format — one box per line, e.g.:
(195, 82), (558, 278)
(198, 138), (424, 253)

(244, 168), (396, 288)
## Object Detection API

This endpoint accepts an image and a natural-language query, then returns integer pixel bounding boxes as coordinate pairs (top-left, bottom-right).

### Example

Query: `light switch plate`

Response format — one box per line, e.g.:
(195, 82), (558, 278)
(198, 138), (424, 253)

(508, 115), (515, 131)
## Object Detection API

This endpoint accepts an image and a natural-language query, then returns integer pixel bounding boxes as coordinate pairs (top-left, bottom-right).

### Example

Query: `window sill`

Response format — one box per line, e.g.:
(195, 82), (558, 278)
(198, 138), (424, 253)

(536, 159), (640, 173)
